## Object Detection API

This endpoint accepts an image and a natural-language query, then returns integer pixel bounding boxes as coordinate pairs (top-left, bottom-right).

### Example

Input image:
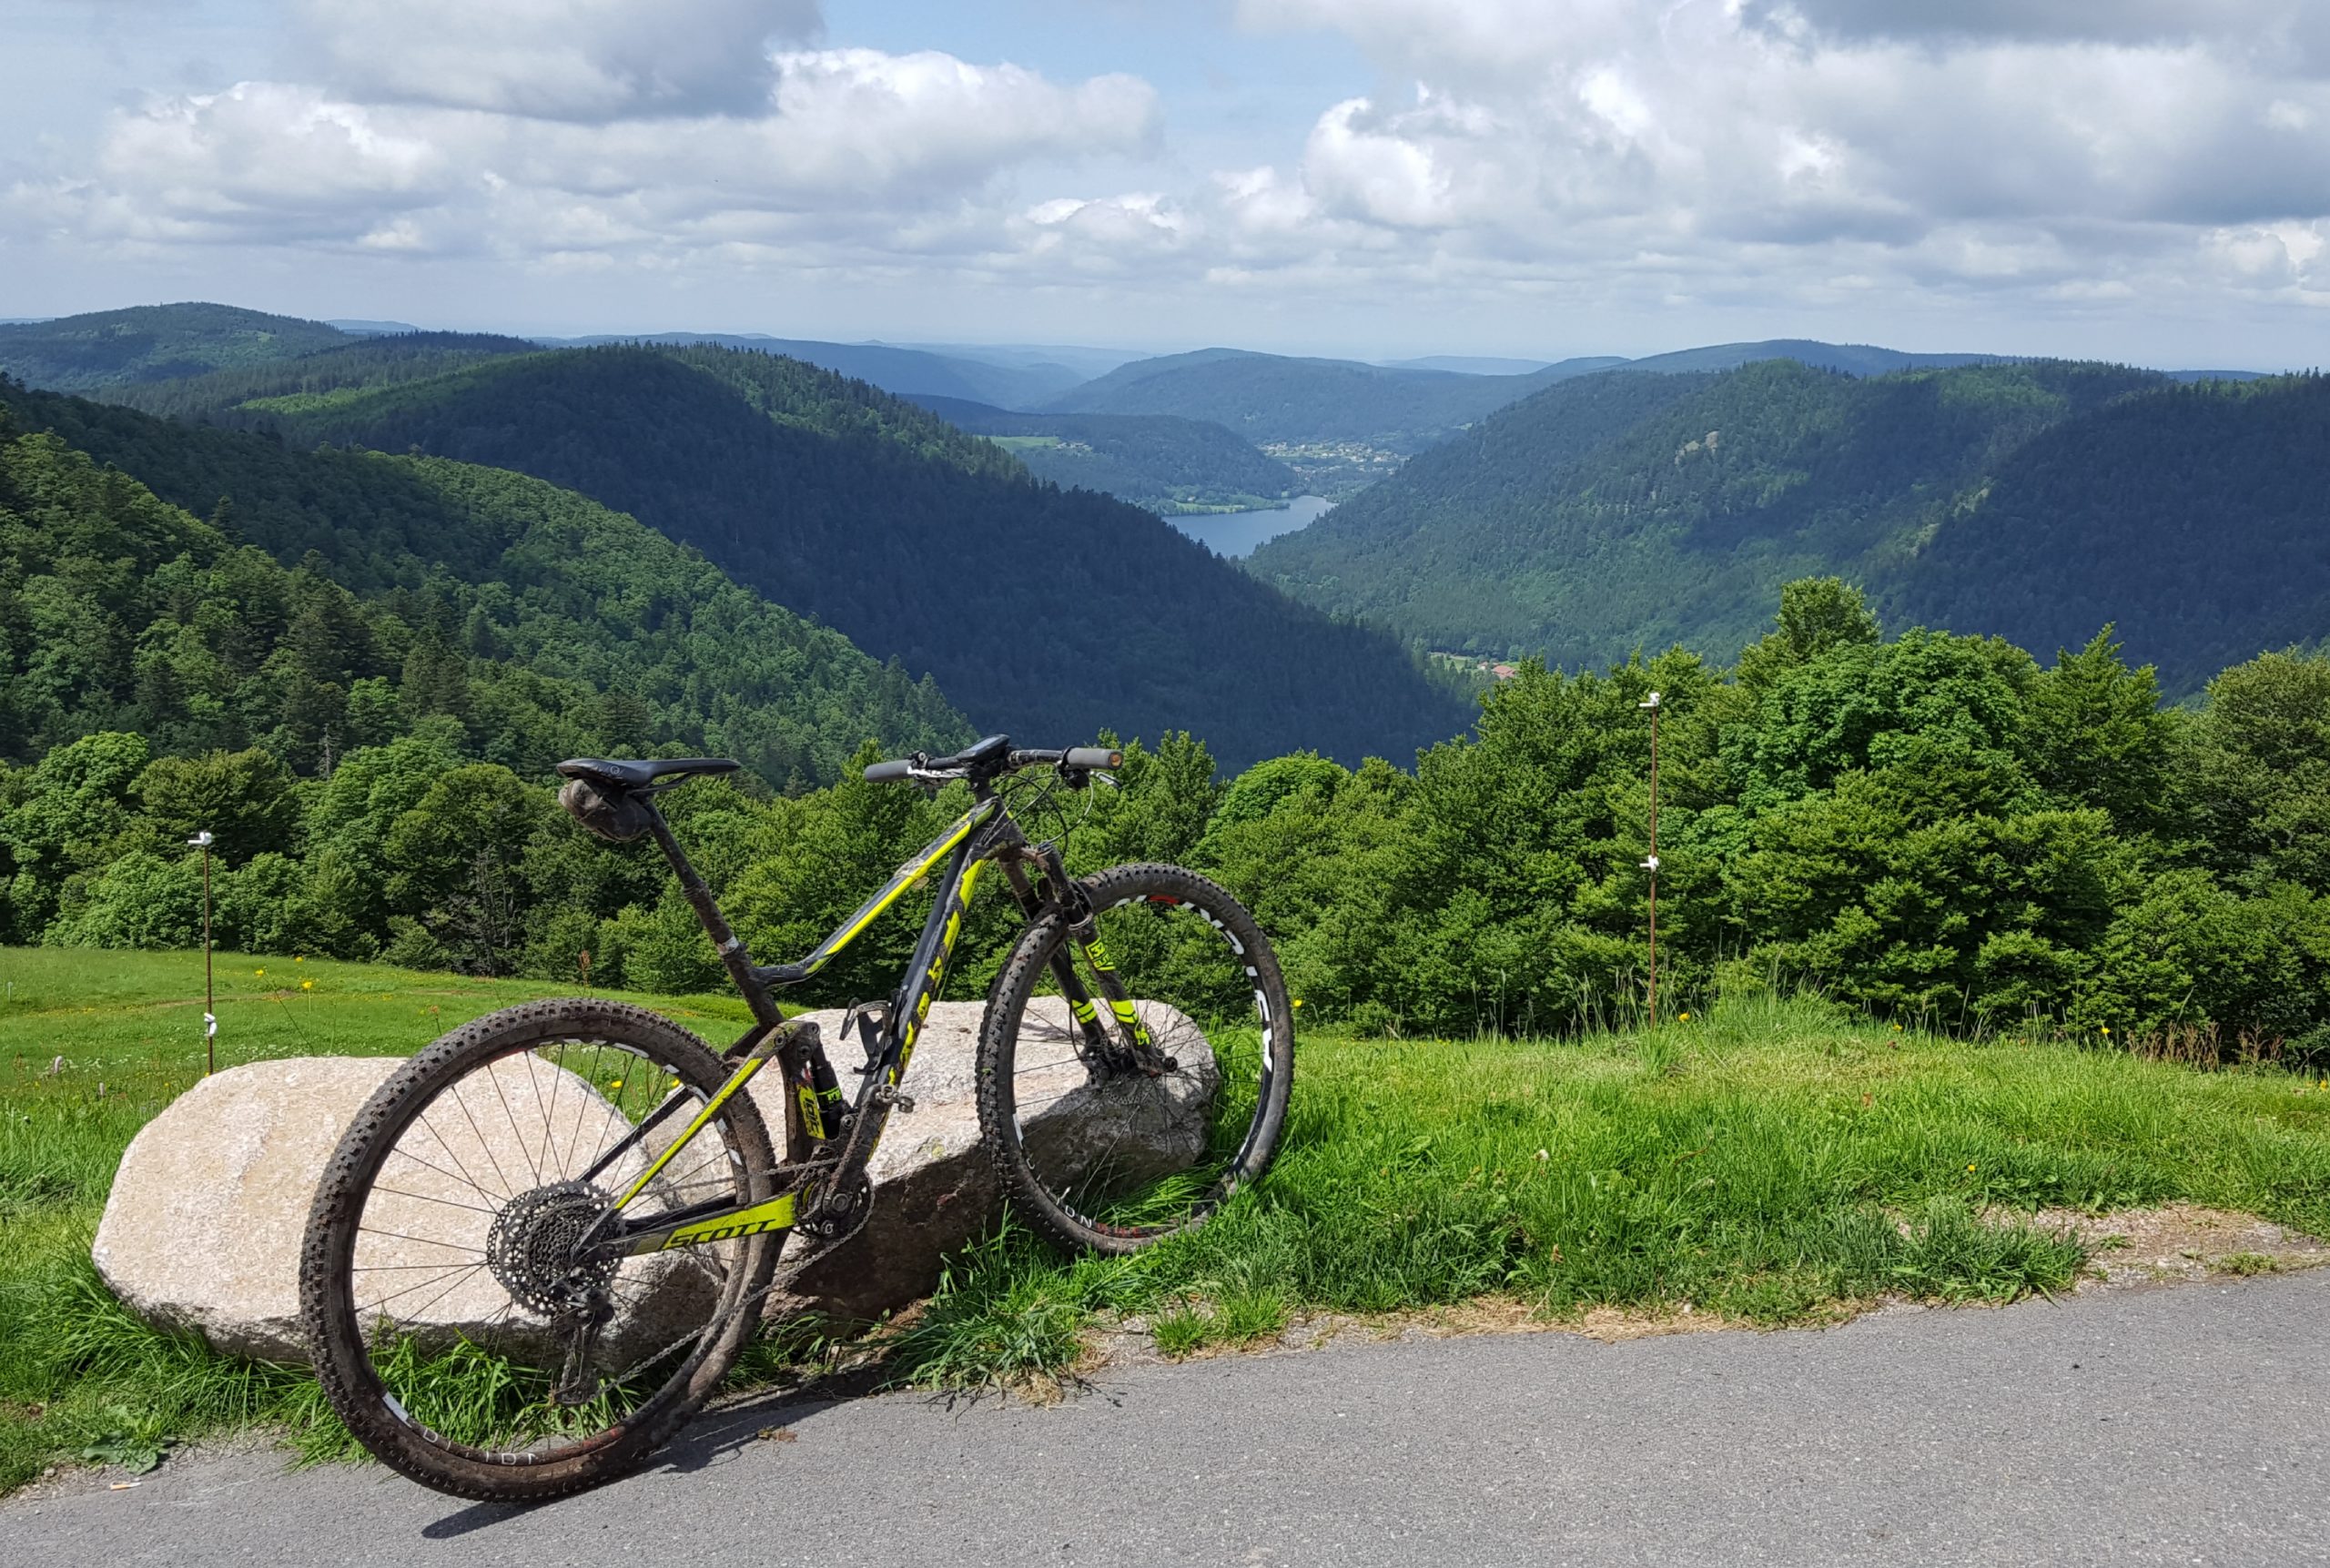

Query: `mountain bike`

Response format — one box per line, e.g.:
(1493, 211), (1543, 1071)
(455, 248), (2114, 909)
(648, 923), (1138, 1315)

(299, 735), (1293, 1501)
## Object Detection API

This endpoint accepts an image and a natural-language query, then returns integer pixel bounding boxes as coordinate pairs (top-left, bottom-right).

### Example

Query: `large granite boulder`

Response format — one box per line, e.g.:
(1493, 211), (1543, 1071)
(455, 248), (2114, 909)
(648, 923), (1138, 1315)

(93, 999), (1217, 1356)
(96, 1057), (400, 1361)
(757, 998), (1216, 1323)
(93, 1054), (710, 1363)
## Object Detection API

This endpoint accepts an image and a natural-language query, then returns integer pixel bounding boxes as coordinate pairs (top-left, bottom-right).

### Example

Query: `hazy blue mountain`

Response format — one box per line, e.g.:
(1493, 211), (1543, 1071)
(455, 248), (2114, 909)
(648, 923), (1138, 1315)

(1618, 339), (2017, 376)
(0, 303), (350, 392)
(538, 332), (1081, 409)
(1385, 355), (1558, 376)
(328, 319), (425, 336)
(899, 341), (1146, 381)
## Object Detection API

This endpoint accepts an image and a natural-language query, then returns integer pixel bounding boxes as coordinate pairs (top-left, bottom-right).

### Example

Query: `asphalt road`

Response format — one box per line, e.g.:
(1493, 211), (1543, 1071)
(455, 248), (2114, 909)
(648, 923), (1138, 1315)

(10, 1271), (2327, 1568)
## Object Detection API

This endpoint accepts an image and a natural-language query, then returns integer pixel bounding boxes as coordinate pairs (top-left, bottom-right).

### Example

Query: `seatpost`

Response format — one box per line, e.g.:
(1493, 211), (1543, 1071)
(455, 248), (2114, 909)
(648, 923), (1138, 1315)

(645, 804), (783, 1027)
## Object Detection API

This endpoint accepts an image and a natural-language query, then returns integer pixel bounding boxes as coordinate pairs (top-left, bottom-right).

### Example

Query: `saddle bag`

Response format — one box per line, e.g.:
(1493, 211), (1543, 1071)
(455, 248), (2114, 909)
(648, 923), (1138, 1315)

(558, 777), (655, 844)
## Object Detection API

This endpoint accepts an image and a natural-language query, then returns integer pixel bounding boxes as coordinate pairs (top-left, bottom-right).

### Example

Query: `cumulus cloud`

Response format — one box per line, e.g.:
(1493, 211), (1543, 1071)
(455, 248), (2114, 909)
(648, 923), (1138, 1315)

(7, 0), (2327, 340)
(10, 45), (1160, 262)
(291, 0), (823, 120)
(1742, 0), (2330, 66)
(1201, 0), (2330, 315)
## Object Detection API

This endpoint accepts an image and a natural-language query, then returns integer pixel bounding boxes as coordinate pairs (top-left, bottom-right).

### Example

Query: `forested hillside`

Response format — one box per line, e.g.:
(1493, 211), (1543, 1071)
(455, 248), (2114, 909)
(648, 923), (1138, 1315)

(0, 304), (348, 392)
(1895, 374), (2330, 690)
(0, 384), (967, 789)
(1249, 359), (2330, 692)
(202, 343), (1468, 768)
(906, 395), (1299, 513)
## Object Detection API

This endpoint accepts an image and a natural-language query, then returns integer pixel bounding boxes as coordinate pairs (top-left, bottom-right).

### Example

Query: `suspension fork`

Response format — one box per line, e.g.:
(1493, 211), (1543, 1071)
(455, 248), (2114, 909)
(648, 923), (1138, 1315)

(1000, 845), (1161, 1074)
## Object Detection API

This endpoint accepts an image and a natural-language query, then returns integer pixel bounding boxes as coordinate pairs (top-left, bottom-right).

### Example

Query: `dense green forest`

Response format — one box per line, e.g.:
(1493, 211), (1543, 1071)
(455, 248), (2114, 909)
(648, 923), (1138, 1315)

(177, 342), (1470, 768)
(1893, 374), (2330, 686)
(1247, 359), (2325, 693)
(906, 395), (1300, 513)
(0, 388), (967, 791)
(0, 304), (350, 392)
(15, 578), (2330, 1062)
(1045, 348), (1568, 452)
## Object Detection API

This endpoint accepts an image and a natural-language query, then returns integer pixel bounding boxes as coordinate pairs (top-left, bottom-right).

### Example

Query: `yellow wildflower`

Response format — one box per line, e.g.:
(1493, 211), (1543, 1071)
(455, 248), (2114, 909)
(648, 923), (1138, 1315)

(300, 980), (313, 991)
(254, 968), (265, 977)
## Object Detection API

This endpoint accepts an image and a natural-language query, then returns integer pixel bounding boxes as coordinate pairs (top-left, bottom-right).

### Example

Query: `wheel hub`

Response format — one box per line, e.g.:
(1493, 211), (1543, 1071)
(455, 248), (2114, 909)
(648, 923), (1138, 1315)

(486, 1179), (620, 1318)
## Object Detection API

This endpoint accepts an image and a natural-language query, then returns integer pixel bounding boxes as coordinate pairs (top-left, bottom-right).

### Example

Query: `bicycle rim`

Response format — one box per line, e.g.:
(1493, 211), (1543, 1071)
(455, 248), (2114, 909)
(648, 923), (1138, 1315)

(983, 863), (1292, 1250)
(315, 1024), (769, 1472)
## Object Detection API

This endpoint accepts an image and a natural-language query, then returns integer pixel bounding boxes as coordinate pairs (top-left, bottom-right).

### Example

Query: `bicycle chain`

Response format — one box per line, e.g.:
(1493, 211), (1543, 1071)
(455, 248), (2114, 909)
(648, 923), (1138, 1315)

(595, 1185), (875, 1394)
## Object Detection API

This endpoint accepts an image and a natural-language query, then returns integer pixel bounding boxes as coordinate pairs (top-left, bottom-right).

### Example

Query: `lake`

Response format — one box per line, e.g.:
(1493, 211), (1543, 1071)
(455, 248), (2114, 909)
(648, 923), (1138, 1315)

(1166, 494), (1332, 557)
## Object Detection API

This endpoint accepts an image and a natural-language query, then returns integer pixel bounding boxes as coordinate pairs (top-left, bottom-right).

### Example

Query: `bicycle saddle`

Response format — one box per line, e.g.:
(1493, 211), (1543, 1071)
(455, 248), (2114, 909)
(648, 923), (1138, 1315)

(555, 756), (739, 791)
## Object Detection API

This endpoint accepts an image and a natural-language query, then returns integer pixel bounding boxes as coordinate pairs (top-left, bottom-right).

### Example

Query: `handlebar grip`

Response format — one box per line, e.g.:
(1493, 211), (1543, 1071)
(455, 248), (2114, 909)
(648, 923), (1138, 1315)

(863, 759), (914, 783)
(1063, 747), (1123, 772)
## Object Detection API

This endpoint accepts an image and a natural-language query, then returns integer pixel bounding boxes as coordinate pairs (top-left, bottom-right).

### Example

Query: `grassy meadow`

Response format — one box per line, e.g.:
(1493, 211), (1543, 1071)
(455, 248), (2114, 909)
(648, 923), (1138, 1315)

(8, 945), (2330, 1487)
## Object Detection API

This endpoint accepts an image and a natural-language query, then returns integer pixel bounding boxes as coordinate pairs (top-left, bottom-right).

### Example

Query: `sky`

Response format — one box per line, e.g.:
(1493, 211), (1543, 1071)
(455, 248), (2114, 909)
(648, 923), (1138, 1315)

(3, 0), (2326, 366)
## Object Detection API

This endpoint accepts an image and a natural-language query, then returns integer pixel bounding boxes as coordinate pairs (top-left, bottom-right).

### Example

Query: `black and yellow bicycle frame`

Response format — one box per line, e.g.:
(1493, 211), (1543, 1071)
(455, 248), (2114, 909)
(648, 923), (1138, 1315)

(575, 786), (1135, 1259)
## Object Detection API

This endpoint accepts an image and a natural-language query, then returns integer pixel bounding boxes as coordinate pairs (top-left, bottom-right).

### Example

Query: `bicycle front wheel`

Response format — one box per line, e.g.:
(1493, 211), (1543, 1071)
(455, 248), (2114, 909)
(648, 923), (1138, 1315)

(978, 862), (1293, 1253)
(299, 999), (782, 1502)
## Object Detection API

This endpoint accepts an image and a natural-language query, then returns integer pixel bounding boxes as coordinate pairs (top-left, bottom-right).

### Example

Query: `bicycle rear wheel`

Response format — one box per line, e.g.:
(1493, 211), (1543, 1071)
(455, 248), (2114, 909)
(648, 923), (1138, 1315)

(299, 999), (782, 1502)
(977, 862), (1293, 1253)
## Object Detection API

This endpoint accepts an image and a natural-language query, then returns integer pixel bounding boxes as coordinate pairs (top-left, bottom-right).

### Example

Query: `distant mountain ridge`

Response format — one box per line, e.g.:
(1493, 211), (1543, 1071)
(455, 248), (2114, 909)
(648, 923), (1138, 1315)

(1045, 348), (1560, 454)
(902, 394), (1299, 514)
(0, 304), (349, 392)
(1383, 355), (1558, 376)
(538, 331), (1085, 410)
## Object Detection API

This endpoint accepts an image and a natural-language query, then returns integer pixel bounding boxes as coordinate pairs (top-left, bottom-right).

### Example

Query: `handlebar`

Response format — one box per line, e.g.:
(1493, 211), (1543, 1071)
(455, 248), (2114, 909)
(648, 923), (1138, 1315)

(862, 743), (1123, 785)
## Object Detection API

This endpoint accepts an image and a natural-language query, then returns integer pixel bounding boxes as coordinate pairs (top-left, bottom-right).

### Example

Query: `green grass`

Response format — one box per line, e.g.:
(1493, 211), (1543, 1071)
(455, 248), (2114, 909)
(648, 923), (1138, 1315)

(0, 946), (754, 1490)
(882, 995), (2330, 1386)
(8, 949), (2330, 1486)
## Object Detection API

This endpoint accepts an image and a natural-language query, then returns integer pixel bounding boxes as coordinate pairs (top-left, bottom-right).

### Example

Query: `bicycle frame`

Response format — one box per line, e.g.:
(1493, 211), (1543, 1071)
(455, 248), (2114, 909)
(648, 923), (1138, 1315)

(579, 784), (1133, 1258)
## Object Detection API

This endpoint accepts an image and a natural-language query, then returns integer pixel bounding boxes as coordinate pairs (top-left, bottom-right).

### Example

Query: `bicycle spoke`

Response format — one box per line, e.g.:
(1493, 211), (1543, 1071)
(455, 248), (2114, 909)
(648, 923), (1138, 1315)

(991, 868), (1288, 1248)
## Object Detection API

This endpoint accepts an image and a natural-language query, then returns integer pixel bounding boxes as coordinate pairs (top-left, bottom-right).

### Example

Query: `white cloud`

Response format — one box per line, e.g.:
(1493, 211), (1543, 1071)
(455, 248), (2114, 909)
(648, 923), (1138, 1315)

(291, 0), (823, 120)
(8, 46), (1160, 259)
(5, 0), (2327, 352)
(1201, 0), (2330, 314)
